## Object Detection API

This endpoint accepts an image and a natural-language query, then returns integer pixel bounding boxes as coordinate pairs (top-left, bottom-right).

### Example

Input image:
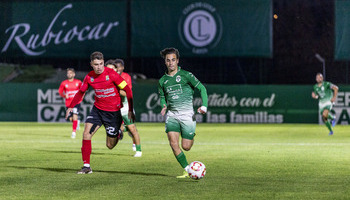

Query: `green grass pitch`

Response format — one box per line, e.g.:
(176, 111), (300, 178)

(1, 122), (350, 199)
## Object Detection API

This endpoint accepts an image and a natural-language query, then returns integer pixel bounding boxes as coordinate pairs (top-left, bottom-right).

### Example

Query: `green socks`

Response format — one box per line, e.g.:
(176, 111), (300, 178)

(325, 121), (332, 132)
(327, 114), (334, 120)
(176, 151), (189, 168)
(136, 144), (141, 151)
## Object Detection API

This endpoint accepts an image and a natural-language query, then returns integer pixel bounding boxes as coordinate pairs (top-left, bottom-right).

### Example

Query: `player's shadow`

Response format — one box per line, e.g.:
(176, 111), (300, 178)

(6, 165), (171, 177)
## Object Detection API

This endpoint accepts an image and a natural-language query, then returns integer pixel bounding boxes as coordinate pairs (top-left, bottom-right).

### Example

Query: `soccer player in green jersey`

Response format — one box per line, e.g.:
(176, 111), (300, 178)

(311, 73), (338, 135)
(158, 47), (208, 178)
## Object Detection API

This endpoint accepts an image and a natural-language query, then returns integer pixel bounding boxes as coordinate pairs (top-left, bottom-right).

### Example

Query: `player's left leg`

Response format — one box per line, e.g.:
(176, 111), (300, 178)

(179, 115), (196, 151)
(327, 109), (336, 127)
(106, 130), (123, 149)
(177, 115), (197, 178)
(322, 109), (333, 135)
(122, 114), (140, 154)
(71, 104), (81, 138)
(127, 124), (142, 157)
(71, 114), (78, 138)
(167, 131), (190, 178)
(104, 110), (123, 149)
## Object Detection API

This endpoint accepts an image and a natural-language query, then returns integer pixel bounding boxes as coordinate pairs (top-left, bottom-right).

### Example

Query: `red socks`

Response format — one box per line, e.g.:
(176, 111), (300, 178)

(81, 140), (91, 165)
(72, 120), (78, 132)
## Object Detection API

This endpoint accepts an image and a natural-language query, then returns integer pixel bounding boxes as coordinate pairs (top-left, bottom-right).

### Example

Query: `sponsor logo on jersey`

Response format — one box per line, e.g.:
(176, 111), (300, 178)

(91, 77), (94, 82)
(65, 84), (68, 88)
(176, 75), (181, 82)
(166, 84), (183, 94)
(178, 2), (222, 55)
(321, 86), (324, 91)
(106, 75), (109, 81)
(76, 83), (78, 87)
(164, 80), (169, 84)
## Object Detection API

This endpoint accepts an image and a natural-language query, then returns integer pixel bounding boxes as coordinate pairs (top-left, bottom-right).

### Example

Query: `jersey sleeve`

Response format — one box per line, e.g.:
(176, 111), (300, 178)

(124, 73), (132, 89)
(329, 82), (338, 90)
(112, 73), (128, 90)
(112, 72), (133, 112)
(79, 75), (90, 93)
(185, 72), (208, 107)
(196, 83), (208, 107)
(158, 79), (167, 108)
(58, 81), (66, 98)
(185, 71), (201, 88)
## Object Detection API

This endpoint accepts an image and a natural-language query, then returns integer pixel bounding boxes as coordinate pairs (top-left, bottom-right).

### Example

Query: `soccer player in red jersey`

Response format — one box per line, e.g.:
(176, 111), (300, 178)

(66, 52), (135, 174)
(58, 68), (82, 138)
(105, 59), (142, 157)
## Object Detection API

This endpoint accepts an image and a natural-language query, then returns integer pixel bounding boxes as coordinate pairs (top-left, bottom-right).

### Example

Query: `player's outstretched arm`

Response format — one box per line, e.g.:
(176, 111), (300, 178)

(58, 82), (66, 98)
(65, 108), (73, 119)
(158, 81), (167, 116)
(196, 83), (208, 114)
(161, 105), (167, 116)
(68, 90), (85, 108)
(119, 90), (126, 97)
(122, 85), (134, 117)
(331, 85), (339, 102)
(128, 111), (136, 123)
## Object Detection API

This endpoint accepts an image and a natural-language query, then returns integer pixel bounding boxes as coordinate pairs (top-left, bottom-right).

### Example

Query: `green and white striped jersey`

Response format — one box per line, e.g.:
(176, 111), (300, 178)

(313, 81), (335, 103)
(158, 67), (202, 115)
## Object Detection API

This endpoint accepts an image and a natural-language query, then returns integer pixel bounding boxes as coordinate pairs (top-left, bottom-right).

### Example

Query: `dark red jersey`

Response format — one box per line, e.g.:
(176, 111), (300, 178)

(58, 79), (82, 107)
(69, 67), (133, 112)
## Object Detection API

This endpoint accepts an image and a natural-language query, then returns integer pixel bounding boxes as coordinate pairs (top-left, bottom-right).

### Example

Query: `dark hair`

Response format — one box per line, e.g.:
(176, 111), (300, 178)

(67, 68), (75, 73)
(105, 59), (117, 68)
(90, 51), (104, 61)
(114, 59), (124, 66)
(160, 47), (180, 59)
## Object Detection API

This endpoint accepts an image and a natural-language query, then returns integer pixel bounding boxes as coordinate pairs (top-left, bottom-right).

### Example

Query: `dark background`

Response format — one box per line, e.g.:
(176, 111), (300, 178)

(1, 0), (348, 85)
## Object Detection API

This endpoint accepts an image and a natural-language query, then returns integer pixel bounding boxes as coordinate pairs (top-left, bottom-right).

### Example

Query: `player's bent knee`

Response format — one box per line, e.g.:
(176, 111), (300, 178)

(182, 145), (192, 151)
(129, 125), (137, 131)
(106, 143), (115, 149)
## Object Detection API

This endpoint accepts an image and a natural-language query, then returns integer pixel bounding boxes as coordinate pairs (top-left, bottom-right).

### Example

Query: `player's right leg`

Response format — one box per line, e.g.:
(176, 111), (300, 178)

(328, 109), (336, 127)
(166, 116), (190, 178)
(122, 114), (138, 152)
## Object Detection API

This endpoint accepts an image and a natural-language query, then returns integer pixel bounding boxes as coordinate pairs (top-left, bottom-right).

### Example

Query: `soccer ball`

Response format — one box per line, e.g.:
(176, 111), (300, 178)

(188, 161), (206, 180)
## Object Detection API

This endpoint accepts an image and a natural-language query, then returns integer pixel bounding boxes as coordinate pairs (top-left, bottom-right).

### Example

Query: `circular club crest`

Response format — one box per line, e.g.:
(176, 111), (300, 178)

(176, 75), (181, 82)
(178, 2), (222, 54)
